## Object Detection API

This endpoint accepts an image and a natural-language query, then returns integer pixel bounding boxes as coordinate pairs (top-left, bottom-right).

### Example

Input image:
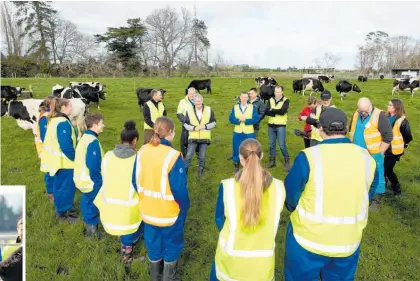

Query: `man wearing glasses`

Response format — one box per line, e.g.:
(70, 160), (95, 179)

(348, 97), (393, 211)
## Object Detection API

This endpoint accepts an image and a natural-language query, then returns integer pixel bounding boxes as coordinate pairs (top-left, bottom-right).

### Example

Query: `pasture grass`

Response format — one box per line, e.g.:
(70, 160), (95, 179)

(1, 77), (420, 280)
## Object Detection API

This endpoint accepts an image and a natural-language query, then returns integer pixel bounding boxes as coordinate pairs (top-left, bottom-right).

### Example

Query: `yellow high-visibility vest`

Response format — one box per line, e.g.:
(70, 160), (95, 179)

(290, 143), (376, 258)
(144, 100), (165, 130)
(349, 108), (382, 154)
(187, 106), (212, 140)
(391, 116), (406, 155)
(74, 133), (104, 193)
(34, 112), (49, 159)
(177, 96), (194, 116)
(311, 105), (336, 142)
(94, 151), (141, 236)
(233, 105), (254, 134)
(268, 97), (287, 125)
(215, 178), (285, 281)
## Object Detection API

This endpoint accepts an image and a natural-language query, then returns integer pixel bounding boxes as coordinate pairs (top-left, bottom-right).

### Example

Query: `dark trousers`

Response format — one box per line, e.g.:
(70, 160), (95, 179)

(184, 143), (208, 170)
(384, 156), (401, 194)
(304, 138), (311, 148)
(180, 127), (189, 157)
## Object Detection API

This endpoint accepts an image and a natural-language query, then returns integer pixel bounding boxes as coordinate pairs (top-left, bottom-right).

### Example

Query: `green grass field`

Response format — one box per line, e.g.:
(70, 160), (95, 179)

(1, 77), (420, 281)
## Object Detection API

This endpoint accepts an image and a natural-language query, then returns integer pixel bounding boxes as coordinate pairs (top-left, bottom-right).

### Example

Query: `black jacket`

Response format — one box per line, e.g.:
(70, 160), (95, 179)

(0, 247), (23, 281)
(143, 99), (167, 129)
(265, 96), (289, 128)
(385, 118), (413, 157)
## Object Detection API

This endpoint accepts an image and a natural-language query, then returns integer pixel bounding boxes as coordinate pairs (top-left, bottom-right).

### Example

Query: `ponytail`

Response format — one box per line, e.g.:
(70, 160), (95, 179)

(49, 97), (70, 118)
(149, 132), (161, 146)
(149, 117), (175, 146)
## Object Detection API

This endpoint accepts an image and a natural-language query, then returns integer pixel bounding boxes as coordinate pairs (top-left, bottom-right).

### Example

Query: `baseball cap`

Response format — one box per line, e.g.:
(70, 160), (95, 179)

(320, 90), (332, 101)
(319, 107), (347, 131)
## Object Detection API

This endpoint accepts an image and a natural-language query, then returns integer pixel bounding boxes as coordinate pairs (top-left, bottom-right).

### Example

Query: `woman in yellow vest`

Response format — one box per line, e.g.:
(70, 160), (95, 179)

(74, 113), (105, 237)
(136, 117), (190, 280)
(384, 99), (413, 196)
(36, 96), (55, 202)
(0, 218), (23, 281)
(210, 138), (285, 281)
(41, 97), (79, 223)
(94, 120), (144, 264)
(183, 93), (216, 178)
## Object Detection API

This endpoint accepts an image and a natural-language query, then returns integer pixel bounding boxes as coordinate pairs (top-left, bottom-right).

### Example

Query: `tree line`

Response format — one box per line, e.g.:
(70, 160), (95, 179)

(1, 1), (211, 77)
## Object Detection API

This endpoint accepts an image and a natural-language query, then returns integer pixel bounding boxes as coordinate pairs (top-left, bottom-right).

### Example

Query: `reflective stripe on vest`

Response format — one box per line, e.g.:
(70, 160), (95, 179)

(391, 116), (406, 155)
(74, 133), (104, 193)
(215, 178), (285, 281)
(233, 105), (254, 134)
(349, 108), (382, 154)
(136, 144), (180, 226)
(177, 96), (194, 116)
(144, 100), (165, 130)
(35, 112), (49, 158)
(40, 117), (76, 175)
(188, 106), (211, 140)
(311, 105), (336, 142)
(291, 144), (375, 257)
(93, 151), (141, 236)
(267, 97), (287, 125)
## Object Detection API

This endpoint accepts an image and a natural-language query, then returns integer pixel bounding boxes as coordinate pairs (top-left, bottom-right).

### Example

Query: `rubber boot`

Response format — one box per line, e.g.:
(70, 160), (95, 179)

(267, 156), (276, 168)
(163, 260), (181, 281)
(284, 157), (290, 172)
(83, 224), (104, 239)
(120, 244), (134, 265)
(57, 210), (80, 223)
(393, 183), (402, 197)
(198, 167), (204, 178)
(227, 152), (233, 161)
(369, 194), (382, 212)
(149, 259), (163, 281)
(234, 163), (240, 173)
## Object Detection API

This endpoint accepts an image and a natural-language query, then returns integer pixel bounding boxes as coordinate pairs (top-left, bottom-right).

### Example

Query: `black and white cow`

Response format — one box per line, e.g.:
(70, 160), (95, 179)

(318, 75), (330, 83)
(255, 77), (278, 88)
(292, 80), (303, 94)
(1, 86), (25, 102)
(185, 79), (212, 95)
(136, 88), (167, 109)
(52, 84), (84, 99)
(69, 82), (106, 110)
(336, 80), (361, 100)
(298, 78), (324, 96)
(329, 75), (335, 80)
(380, 75), (384, 80)
(358, 75), (368, 82)
(259, 84), (275, 104)
(392, 79), (419, 97)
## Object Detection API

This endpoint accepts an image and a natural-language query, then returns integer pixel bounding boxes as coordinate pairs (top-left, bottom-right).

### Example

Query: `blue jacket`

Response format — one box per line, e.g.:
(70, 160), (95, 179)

(39, 116), (48, 142)
(84, 130), (102, 191)
(229, 104), (259, 126)
(284, 138), (377, 212)
(215, 183), (225, 231)
(57, 116), (78, 161)
(132, 139), (190, 219)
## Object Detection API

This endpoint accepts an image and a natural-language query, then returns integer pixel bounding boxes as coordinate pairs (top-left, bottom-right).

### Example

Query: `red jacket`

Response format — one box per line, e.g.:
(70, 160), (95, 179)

(298, 106), (312, 135)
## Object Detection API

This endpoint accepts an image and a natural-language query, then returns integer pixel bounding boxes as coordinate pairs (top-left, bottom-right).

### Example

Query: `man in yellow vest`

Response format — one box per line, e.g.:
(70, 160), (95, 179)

(265, 85), (290, 171)
(229, 92), (259, 173)
(143, 89), (167, 144)
(74, 113), (105, 238)
(177, 87), (196, 157)
(183, 93), (216, 178)
(349, 97), (393, 211)
(305, 90), (335, 147)
(284, 108), (376, 281)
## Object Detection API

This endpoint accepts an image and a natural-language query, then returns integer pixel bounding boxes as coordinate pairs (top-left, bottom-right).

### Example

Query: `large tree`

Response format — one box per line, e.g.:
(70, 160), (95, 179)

(94, 18), (146, 70)
(13, 1), (57, 60)
(1, 2), (25, 57)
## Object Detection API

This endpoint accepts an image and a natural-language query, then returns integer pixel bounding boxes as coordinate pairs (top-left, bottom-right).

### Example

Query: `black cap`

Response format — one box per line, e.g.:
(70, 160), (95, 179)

(320, 90), (332, 101)
(319, 107), (347, 131)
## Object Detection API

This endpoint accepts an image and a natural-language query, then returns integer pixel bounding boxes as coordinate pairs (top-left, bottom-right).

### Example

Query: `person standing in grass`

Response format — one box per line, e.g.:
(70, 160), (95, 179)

(0, 218), (23, 281)
(36, 96), (55, 203)
(94, 120), (144, 265)
(143, 89), (167, 144)
(136, 117), (189, 281)
(41, 97), (79, 223)
(74, 113), (105, 238)
(296, 96), (318, 148)
(177, 87), (196, 157)
(229, 92), (259, 173)
(210, 138), (285, 281)
(384, 99), (413, 196)
(284, 108), (376, 281)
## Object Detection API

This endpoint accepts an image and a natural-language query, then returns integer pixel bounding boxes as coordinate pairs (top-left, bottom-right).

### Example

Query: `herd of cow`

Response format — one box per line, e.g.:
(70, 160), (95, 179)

(1, 74), (418, 140)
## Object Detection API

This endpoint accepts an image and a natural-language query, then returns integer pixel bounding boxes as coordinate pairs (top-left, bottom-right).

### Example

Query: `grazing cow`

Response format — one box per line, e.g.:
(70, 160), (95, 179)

(329, 75), (335, 80)
(136, 88), (167, 109)
(255, 77), (278, 88)
(259, 84), (275, 104)
(185, 79), (212, 95)
(1, 99), (8, 117)
(392, 79), (419, 97)
(358, 75), (368, 82)
(380, 75), (384, 80)
(292, 80), (303, 94)
(336, 80), (361, 100)
(318, 75), (330, 83)
(70, 83), (106, 110)
(301, 78), (324, 96)
(1, 86), (25, 102)
(52, 85), (83, 100)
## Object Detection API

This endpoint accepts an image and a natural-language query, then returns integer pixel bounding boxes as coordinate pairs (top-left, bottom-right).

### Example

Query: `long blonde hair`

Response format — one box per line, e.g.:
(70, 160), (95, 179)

(236, 139), (272, 227)
(149, 117), (175, 146)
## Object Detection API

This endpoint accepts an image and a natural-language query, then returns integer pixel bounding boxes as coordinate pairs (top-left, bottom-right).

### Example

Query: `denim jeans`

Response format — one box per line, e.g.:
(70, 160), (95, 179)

(268, 126), (289, 158)
(184, 142), (208, 169)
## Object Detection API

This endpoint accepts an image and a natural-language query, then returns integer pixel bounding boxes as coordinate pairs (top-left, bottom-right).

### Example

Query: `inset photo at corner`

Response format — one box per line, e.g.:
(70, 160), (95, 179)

(0, 186), (25, 281)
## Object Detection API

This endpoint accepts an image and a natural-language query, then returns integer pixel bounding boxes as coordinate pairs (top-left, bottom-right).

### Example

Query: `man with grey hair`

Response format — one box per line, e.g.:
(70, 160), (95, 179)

(177, 87), (196, 156)
(183, 93), (216, 178)
(348, 97), (393, 211)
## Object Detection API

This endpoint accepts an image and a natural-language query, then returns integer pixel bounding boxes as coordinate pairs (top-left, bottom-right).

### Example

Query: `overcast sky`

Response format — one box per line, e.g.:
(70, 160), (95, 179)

(42, 1), (420, 69)
(0, 188), (23, 212)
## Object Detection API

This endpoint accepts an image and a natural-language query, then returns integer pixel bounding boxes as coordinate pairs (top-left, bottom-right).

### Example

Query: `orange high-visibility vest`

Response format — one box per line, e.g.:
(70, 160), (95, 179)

(136, 143), (181, 227)
(391, 116), (406, 155)
(349, 108), (382, 154)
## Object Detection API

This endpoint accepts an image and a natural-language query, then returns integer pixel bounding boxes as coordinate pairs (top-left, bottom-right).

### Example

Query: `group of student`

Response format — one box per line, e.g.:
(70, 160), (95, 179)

(32, 82), (413, 280)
